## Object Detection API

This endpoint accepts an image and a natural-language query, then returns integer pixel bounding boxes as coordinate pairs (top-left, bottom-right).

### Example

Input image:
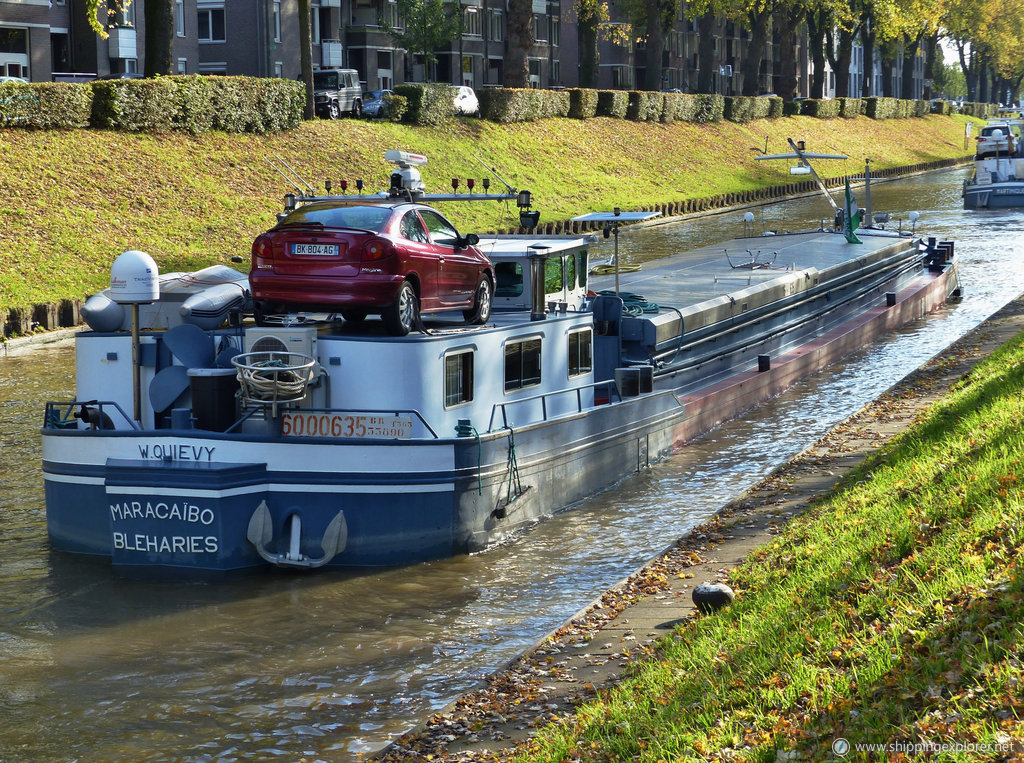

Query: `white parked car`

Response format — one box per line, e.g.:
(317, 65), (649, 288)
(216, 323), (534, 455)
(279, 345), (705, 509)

(452, 85), (479, 116)
(976, 123), (1019, 158)
(0, 75), (29, 84)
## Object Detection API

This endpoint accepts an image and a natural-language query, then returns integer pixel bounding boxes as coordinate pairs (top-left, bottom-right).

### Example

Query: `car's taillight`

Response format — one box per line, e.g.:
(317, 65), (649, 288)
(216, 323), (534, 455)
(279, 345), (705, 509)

(361, 237), (395, 261)
(252, 235), (274, 270)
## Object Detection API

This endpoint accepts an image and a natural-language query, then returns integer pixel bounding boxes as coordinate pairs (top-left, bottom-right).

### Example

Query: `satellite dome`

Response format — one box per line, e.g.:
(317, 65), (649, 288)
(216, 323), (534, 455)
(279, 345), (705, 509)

(109, 250), (159, 304)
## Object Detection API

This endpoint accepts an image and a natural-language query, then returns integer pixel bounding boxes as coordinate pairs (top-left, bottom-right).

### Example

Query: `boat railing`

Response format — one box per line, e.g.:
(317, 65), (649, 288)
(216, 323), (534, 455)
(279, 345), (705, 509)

(488, 379), (621, 432)
(43, 400), (140, 431)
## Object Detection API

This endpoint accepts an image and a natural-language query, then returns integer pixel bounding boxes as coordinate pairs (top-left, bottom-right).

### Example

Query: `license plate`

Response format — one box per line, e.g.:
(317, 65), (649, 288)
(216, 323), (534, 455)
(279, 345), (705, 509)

(292, 243), (339, 256)
(281, 412), (414, 439)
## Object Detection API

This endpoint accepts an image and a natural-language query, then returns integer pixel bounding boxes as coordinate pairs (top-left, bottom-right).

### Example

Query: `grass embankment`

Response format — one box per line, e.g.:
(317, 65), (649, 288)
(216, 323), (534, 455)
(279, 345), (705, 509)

(517, 335), (1024, 761)
(0, 114), (974, 312)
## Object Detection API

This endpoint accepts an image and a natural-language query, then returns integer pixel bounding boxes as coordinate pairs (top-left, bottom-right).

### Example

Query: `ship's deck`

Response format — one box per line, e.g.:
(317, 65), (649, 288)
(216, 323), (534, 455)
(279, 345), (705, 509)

(587, 228), (916, 310)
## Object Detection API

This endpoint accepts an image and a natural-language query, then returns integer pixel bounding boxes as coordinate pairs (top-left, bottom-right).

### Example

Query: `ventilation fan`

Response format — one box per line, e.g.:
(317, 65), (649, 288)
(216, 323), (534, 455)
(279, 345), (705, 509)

(148, 323), (216, 415)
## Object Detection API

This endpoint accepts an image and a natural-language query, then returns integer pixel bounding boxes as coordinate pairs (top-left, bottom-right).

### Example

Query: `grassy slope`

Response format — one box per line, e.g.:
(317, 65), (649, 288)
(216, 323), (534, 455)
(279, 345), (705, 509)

(0, 114), (974, 311)
(518, 335), (1024, 762)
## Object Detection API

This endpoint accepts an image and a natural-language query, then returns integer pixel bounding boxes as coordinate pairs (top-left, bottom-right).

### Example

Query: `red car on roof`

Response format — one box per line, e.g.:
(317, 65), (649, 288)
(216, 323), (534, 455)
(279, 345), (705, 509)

(249, 201), (494, 335)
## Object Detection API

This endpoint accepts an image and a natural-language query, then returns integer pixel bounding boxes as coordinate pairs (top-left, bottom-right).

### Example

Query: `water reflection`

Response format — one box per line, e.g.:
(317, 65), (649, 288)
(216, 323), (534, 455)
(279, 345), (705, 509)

(1, 167), (1023, 760)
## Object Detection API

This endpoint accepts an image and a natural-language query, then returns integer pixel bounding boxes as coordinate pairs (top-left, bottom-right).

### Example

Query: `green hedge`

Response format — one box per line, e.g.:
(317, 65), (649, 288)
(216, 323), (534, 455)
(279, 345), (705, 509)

(88, 75), (303, 133)
(381, 93), (408, 122)
(838, 97), (863, 118)
(723, 95), (780, 123)
(864, 97), (898, 119)
(477, 88), (569, 123)
(800, 98), (842, 118)
(626, 90), (663, 122)
(568, 88), (599, 119)
(596, 90), (628, 118)
(393, 83), (453, 125)
(961, 102), (999, 119)
(0, 82), (93, 128)
(693, 93), (725, 123)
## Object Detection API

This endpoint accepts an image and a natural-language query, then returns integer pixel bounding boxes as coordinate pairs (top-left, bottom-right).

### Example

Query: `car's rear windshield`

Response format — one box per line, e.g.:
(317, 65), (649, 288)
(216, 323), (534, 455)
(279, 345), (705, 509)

(282, 205), (391, 232)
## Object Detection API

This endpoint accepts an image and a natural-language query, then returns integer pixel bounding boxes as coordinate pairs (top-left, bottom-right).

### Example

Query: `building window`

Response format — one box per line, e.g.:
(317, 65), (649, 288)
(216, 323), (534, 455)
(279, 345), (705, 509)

(568, 329), (592, 377)
(175, 0), (185, 36)
(385, 0), (401, 28)
(487, 10), (503, 42)
(273, 1), (282, 42)
(274, 61), (284, 77)
(463, 7), (481, 36)
(504, 338), (542, 392)
(533, 14), (546, 43)
(176, 57), (187, 74)
(198, 7), (226, 42)
(444, 350), (474, 407)
(549, 16), (559, 46)
(125, 58), (138, 74)
(108, 2), (135, 27)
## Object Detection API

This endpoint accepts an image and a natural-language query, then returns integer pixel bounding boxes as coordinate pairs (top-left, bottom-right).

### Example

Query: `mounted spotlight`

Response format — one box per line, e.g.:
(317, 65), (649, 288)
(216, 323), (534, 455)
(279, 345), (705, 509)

(284, 193), (297, 212)
(517, 190), (532, 208)
(520, 209), (541, 229)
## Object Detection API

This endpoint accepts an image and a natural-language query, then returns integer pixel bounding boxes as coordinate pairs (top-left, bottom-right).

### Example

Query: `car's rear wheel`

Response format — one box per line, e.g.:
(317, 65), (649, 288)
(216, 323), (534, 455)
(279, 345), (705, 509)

(351, 100), (362, 118)
(382, 281), (418, 336)
(341, 309), (368, 323)
(463, 276), (493, 324)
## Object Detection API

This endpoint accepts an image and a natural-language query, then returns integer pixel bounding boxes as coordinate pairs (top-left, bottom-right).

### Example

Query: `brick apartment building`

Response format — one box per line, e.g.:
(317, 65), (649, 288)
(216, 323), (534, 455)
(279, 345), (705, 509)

(0, 0), (923, 98)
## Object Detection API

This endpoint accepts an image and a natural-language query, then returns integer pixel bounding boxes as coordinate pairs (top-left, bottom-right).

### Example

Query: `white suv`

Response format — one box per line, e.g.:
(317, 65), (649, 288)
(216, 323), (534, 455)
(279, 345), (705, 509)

(976, 123), (1018, 158)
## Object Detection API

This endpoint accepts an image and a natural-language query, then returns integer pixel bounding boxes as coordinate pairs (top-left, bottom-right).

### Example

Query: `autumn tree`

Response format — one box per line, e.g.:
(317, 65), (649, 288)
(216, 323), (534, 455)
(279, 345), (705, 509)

(381, 0), (462, 82)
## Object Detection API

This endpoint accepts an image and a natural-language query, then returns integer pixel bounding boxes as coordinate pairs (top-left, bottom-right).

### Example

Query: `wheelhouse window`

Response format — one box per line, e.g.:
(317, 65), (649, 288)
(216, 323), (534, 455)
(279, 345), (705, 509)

(494, 262), (524, 297)
(568, 329), (592, 377)
(444, 349), (474, 407)
(576, 250), (588, 288)
(544, 257), (563, 293)
(505, 337), (542, 392)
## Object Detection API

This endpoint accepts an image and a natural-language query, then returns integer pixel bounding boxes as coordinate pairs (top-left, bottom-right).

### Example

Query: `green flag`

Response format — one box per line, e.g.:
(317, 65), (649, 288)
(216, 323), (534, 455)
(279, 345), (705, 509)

(844, 178), (863, 244)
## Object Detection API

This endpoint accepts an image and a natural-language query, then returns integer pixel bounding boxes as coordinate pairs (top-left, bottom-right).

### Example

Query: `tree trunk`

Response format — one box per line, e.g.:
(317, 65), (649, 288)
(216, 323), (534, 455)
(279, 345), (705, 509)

(881, 40), (895, 97)
(143, 0), (174, 77)
(772, 4), (802, 100)
(901, 34), (919, 99)
(923, 31), (939, 100)
(643, 0), (668, 91)
(298, 0), (314, 119)
(806, 10), (827, 98)
(827, 23), (857, 97)
(504, 0), (534, 87)
(861, 15), (875, 98)
(956, 39), (977, 101)
(578, 12), (600, 87)
(741, 7), (770, 96)
(696, 11), (717, 94)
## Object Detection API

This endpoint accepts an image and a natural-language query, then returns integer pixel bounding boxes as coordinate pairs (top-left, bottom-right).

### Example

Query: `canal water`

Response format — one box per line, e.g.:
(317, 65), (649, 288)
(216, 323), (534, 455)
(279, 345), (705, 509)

(2, 168), (1023, 761)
